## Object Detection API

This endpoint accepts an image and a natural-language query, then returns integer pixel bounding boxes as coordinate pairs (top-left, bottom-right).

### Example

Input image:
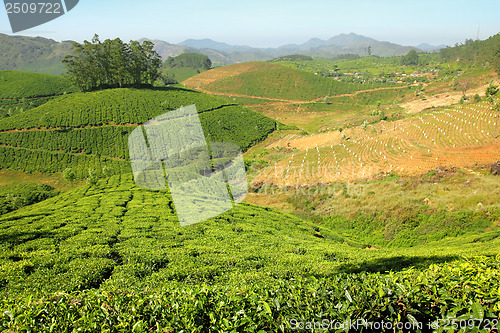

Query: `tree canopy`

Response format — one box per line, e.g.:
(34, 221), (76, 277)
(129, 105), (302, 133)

(165, 53), (212, 71)
(440, 34), (500, 73)
(63, 35), (162, 91)
(402, 50), (419, 66)
(268, 55), (313, 62)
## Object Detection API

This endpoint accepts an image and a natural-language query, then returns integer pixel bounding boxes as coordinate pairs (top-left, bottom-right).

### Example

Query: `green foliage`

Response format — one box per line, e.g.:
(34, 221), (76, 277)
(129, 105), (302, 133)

(2, 256), (499, 332)
(268, 54), (313, 62)
(402, 50), (419, 66)
(0, 146), (130, 178)
(162, 53), (212, 83)
(165, 53), (212, 71)
(157, 72), (178, 85)
(379, 110), (387, 121)
(0, 33), (72, 75)
(63, 168), (76, 183)
(203, 64), (380, 100)
(0, 175), (498, 331)
(0, 71), (77, 99)
(63, 35), (162, 91)
(86, 168), (99, 186)
(486, 84), (499, 97)
(102, 165), (113, 177)
(276, 122), (298, 131)
(323, 208), (499, 247)
(0, 183), (57, 215)
(0, 88), (277, 178)
(440, 34), (500, 73)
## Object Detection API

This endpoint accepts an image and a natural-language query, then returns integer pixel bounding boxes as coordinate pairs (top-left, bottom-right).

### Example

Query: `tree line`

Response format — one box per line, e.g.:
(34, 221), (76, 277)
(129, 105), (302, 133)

(63, 35), (162, 92)
(440, 34), (500, 72)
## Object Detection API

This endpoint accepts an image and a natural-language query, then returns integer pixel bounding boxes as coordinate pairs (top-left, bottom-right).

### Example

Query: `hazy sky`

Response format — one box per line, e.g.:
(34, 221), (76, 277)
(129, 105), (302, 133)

(1, 0), (499, 47)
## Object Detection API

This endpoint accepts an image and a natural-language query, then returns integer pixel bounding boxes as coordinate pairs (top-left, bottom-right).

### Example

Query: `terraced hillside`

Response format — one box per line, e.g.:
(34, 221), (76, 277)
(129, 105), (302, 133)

(251, 100), (500, 186)
(0, 87), (277, 178)
(0, 71), (78, 118)
(1, 174), (499, 331)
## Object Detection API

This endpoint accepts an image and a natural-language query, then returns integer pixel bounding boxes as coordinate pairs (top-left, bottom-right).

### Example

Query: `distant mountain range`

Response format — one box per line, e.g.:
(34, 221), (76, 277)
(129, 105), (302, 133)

(0, 32), (448, 74)
(145, 33), (446, 65)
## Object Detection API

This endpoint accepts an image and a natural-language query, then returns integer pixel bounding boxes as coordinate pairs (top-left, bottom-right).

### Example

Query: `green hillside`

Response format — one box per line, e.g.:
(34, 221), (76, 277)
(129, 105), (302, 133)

(198, 62), (398, 101)
(0, 71), (78, 119)
(0, 34), (72, 75)
(0, 87), (277, 178)
(0, 71), (77, 99)
(440, 33), (500, 72)
(0, 174), (499, 331)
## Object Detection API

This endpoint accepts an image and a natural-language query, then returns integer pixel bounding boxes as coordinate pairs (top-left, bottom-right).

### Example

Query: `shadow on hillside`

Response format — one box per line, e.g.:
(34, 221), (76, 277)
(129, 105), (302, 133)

(151, 86), (201, 93)
(0, 214), (53, 246)
(0, 230), (52, 248)
(337, 254), (460, 274)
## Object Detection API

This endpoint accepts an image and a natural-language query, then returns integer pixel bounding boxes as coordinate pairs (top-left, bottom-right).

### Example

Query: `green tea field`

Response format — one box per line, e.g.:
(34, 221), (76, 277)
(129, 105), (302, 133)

(1, 29), (500, 332)
(1, 174), (499, 331)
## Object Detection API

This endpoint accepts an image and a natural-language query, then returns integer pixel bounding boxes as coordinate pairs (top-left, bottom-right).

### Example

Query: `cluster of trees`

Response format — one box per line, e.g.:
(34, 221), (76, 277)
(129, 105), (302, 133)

(164, 53), (212, 71)
(160, 53), (212, 84)
(440, 34), (500, 73)
(402, 49), (419, 66)
(63, 35), (162, 91)
(268, 55), (313, 62)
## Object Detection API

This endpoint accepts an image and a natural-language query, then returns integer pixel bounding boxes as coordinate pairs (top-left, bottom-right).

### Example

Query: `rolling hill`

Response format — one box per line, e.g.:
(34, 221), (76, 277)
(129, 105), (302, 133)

(0, 71), (78, 119)
(0, 70), (77, 99)
(0, 34), (73, 75)
(183, 61), (395, 101)
(0, 84), (277, 178)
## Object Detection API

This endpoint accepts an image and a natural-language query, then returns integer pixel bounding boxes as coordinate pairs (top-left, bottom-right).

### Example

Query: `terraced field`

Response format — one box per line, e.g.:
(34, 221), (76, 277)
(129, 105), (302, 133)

(251, 101), (500, 186)
(0, 87), (278, 178)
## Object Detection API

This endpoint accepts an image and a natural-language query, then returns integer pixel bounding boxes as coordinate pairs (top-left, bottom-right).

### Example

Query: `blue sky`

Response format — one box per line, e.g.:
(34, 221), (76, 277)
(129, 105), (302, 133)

(1, 0), (499, 47)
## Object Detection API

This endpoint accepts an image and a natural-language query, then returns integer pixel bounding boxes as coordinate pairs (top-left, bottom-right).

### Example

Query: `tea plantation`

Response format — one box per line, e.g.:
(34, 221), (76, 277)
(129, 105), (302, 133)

(0, 71), (78, 118)
(0, 70), (499, 332)
(0, 86), (277, 178)
(0, 175), (499, 331)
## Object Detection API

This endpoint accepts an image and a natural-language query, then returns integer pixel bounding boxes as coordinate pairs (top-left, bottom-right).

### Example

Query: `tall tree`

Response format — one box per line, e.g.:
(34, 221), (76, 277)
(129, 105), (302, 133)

(63, 35), (162, 91)
(402, 50), (419, 66)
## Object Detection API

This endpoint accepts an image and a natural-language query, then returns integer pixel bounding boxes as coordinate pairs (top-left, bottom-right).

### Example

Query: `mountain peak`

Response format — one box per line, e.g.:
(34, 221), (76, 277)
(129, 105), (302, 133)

(326, 33), (374, 46)
(179, 39), (236, 51)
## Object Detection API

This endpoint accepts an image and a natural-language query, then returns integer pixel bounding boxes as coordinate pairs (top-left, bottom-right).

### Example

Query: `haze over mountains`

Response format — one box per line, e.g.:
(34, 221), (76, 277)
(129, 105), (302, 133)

(0, 32), (447, 74)
(150, 33), (446, 64)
